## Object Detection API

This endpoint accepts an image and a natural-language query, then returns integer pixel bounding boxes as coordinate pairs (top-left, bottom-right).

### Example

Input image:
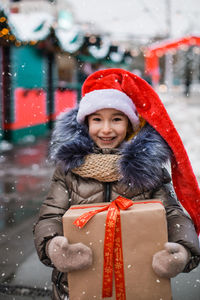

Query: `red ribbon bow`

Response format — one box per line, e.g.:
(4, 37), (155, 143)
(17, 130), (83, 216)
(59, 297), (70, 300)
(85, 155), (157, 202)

(72, 196), (134, 299)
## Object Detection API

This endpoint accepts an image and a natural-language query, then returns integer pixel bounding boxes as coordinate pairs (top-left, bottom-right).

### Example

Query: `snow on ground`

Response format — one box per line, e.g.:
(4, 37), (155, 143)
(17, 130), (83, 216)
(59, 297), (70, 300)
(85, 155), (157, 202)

(158, 87), (200, 183)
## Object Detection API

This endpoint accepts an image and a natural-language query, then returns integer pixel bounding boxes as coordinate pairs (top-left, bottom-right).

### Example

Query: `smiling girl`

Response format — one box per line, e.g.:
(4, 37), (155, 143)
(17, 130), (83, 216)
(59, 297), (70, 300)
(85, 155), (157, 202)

(34, 68), (200, 300)
(88, 109), (130, 148)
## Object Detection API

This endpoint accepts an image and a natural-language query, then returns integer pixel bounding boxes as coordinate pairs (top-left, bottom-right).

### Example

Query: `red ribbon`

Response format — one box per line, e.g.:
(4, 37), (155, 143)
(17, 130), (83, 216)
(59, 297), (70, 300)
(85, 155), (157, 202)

(72, 196), (134, 299)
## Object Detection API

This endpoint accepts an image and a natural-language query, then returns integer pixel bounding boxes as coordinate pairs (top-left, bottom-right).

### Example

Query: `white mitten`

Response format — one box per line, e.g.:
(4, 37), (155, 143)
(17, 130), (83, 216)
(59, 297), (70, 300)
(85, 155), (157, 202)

(47, 236), (93, 273)
(152, 242), (190, 278)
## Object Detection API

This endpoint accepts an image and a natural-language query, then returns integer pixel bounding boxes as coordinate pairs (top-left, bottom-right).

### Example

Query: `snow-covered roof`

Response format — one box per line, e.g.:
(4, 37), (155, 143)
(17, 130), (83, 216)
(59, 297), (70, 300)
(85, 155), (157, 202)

(0, 3), (151, 63)
(55, 25), (84, 53)
(0, 4), (129, 62)
(146, 36), (200, 54)
(0, 4), (85, 53)
(8, 12), (54, 42)
(88, 35), (111, 59)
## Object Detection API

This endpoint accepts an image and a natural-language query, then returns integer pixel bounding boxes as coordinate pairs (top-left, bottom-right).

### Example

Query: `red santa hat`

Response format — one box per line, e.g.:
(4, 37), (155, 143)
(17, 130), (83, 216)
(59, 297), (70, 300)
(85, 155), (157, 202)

(77, 88), (140, 130)
(77, 68), (200, 235)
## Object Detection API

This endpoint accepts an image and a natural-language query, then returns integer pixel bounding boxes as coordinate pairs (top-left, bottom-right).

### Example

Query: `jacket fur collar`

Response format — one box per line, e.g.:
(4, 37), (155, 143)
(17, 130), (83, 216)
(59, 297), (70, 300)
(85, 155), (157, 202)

(50, 107), (172, 190)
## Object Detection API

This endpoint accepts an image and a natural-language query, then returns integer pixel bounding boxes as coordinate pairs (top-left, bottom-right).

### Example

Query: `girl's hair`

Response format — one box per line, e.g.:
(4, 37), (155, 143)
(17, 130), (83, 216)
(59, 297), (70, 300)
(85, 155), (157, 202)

(125, 120), (133, 140)
(126, 116), (146, 141)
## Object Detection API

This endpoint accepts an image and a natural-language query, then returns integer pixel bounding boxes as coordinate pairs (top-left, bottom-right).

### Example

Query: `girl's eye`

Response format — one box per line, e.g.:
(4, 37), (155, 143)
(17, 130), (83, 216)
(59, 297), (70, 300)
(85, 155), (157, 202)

(92, 117), (101, 122)
(113, 117), (122, 122)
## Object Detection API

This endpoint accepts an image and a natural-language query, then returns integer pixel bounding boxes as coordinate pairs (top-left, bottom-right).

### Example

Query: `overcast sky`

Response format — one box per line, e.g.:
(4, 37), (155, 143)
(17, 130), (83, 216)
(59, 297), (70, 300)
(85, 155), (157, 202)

(67, 0), (200, 41)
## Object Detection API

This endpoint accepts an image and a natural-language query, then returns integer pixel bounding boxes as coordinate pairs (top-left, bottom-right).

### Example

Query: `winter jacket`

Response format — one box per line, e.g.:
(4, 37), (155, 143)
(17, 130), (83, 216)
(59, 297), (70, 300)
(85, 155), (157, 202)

(33, 108), (200, 300)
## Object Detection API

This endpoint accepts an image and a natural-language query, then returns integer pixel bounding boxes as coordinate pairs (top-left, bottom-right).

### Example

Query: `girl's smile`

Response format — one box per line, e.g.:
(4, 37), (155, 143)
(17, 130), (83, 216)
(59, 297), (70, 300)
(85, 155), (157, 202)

(88, 108), (129, 149)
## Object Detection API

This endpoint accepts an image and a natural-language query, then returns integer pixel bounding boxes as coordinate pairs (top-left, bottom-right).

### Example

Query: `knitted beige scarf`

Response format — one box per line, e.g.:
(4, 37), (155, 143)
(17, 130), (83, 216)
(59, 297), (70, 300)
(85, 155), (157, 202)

(72, 154), (121, 182)
(72, 118), (146, 183)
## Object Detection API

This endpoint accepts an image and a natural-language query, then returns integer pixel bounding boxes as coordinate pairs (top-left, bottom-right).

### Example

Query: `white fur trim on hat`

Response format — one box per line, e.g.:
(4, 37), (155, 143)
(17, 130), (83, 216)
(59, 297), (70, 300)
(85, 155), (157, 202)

(77, 89), (139, 130)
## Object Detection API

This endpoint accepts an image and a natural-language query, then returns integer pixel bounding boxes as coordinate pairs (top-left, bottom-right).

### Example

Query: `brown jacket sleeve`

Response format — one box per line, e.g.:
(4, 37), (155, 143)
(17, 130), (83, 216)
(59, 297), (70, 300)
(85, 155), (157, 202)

(152, 179), (200, 273)
(33, 166), (70, 267)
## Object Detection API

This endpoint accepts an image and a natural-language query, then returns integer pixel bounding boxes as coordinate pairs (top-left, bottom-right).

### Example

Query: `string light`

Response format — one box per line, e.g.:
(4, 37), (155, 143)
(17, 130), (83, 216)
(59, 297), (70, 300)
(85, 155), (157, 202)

(155, 50), (164, 57)
(1, 28), (9, 35)
(131, 49), (139, 57)
(193, 47), (200, 55)
(89, 35), (97, 44)
(9, 35), (15, 41)
(179, 44), (189, 51)
(29, 41), (37, 45)
(15, 40), (21, 47)
(168, 48), (176, 55)
(0, 13), (37, 46)
(0, 17), (6, 22)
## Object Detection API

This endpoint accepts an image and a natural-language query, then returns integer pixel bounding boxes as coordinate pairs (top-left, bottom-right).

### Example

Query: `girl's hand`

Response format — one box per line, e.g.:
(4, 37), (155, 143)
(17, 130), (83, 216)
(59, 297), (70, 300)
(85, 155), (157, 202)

(152, 242), (190, 278)
(47, 236), (93, 273)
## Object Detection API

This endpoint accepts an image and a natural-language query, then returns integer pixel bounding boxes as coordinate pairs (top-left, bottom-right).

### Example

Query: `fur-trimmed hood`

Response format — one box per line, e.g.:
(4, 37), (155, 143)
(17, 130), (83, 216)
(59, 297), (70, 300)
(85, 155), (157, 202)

(50, 107), (172, 190)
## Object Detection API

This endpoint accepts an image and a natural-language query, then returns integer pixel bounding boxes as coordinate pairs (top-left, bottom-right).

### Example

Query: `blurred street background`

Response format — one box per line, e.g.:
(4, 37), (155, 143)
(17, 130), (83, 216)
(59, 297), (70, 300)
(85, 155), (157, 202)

(0, 0), (200, 299)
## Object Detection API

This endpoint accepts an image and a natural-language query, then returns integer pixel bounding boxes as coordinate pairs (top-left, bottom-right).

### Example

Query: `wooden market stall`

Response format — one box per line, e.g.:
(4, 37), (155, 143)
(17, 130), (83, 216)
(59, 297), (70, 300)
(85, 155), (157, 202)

(0, 6), (79, 143)
(145, 36), (200, 86)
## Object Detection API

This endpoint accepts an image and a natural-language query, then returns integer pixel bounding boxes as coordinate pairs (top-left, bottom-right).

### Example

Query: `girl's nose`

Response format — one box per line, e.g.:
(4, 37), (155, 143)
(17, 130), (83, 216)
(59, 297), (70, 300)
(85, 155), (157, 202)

(102, 121), (112, 133)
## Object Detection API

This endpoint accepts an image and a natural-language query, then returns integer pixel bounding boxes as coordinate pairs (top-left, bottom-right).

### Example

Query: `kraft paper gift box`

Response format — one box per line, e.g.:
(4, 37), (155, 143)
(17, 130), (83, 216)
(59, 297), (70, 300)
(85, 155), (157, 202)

(62, 198), (172, 300)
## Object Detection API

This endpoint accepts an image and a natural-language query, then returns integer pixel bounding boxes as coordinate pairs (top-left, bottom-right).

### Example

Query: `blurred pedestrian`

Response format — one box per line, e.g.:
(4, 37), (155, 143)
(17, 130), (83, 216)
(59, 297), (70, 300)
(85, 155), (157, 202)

(184, 65), (193, 97)
(143, 72), (152, 85)
(33, 68), (200, 300)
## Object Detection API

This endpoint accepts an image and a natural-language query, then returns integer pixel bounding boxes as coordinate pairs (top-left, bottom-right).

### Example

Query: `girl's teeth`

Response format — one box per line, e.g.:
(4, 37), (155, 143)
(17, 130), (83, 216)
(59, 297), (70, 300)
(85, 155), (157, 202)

(101, 138), (113, 141)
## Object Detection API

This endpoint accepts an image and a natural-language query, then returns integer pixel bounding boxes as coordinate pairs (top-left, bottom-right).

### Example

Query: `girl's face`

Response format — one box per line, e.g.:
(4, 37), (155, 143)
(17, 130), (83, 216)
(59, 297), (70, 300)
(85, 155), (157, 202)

(88, 108), (129, 149)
